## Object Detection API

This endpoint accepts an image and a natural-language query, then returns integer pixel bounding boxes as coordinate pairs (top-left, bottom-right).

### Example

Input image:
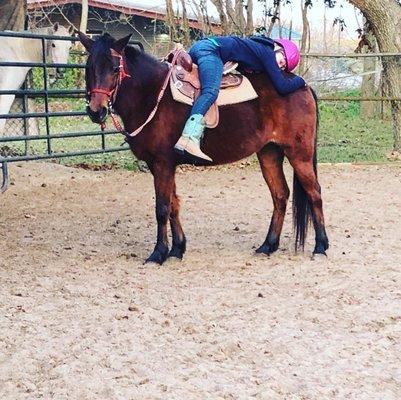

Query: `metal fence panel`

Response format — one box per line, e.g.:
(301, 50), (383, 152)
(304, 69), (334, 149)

(0, 31), (144, 192)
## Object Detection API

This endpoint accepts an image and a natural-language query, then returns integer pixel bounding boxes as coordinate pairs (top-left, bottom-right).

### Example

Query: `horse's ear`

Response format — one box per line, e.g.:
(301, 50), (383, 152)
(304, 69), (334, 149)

(54, 22), (59, 32)
(112, 34), (132, 54)
(68, 25), (75, 36)
(78, 31), (94, 53)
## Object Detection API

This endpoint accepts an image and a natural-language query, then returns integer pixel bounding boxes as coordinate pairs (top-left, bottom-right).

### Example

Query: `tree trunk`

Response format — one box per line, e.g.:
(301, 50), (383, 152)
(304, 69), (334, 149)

(299, 1), (310, 76)
(225, 0), (235, 33)
(165, 0), (177, 42)
(348, 0), (401, 151)
(360, 18), (378, 118)
(278, 1), (282, 38)
(235, 0), (246, 35)
(245, 0), (254, 36)
(192, 0), (212, 36)
(266, 2), (280, 37)
(80, 0), (89, 33)
(0, 0), (26, 31)
(210, 0), (229, 34)
(261, 0), (268, 31)
(179, 0), (190, 46)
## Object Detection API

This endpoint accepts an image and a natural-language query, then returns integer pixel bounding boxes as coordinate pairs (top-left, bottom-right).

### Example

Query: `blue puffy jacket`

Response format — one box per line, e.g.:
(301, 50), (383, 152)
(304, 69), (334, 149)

(212, 36), (305, 95)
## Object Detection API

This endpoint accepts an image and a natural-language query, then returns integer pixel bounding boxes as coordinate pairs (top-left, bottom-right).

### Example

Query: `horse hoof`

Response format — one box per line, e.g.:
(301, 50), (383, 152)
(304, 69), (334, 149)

(168, 248), (184, 260)
(255, 242), (278, 255)
(256, 246), (270, 256)
(311, 251), (327, 260)
(313, 243), (328, 256)
(145, 251), (167, 265)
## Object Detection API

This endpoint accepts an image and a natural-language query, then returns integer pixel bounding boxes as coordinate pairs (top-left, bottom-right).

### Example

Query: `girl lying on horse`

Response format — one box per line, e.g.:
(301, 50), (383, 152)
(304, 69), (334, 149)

(79, 32), (328, 263)
(174, 35), (305, 162)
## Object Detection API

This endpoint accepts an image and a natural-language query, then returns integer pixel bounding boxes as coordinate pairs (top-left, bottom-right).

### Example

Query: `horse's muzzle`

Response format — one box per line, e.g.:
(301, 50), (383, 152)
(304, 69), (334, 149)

(86, 105), (108, 124)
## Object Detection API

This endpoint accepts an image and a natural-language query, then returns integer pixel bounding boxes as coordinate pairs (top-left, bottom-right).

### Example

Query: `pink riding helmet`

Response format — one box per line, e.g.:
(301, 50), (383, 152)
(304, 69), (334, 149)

(274, 39), (301, 72)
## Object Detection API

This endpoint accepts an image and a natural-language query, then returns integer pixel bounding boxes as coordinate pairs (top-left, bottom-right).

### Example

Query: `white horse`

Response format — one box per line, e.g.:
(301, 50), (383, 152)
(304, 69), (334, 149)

(0, 23), (74, 135)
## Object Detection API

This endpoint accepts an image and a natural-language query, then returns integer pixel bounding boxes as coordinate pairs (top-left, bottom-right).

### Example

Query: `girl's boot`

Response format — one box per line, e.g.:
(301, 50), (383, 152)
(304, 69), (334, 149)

(174, 114), (212, 162)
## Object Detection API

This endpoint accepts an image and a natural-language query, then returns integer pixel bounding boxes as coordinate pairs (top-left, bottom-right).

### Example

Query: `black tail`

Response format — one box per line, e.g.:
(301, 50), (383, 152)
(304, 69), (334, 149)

(292, 88), (319, 251)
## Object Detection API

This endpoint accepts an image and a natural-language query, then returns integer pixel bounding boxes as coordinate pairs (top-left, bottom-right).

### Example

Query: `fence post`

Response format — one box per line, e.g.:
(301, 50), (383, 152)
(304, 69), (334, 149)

(1, 161), (9, 193)
(22, 77), (29, 155)
(41, 36), (51, 155)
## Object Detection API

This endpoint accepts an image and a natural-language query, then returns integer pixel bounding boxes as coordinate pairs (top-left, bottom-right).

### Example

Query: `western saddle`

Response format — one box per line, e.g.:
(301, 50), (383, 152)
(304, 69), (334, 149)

(169, 48), (243, 102)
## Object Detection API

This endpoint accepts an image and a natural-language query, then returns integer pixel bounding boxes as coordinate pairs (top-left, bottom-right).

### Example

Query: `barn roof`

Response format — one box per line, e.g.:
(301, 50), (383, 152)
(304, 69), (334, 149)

(27, 1), (302, 39)
(27, 0), (222, 33)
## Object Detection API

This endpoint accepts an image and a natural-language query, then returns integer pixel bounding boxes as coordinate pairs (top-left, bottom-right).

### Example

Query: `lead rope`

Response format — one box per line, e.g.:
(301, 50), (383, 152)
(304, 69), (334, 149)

(109, 48), (183, 138)
(110, 111), (124, 133)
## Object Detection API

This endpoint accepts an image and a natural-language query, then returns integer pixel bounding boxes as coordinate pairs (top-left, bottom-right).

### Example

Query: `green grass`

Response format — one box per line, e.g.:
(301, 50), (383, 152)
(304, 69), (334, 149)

(318, 92), (393, 163)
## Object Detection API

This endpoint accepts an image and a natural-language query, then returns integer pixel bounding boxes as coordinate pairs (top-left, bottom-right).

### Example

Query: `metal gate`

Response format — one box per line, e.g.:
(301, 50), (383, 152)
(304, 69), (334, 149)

(0, 31), (143, 192)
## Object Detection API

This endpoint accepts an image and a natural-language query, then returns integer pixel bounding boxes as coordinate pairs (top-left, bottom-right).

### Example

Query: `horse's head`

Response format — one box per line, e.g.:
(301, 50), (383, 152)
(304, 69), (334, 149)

(78, 32), (132, 124)
(48, 23), (74, 83)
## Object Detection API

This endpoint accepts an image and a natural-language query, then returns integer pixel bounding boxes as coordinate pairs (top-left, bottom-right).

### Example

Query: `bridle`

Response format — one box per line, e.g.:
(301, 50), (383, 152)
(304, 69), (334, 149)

(87, 47), (182, 138)
(88, 48), (131, 107)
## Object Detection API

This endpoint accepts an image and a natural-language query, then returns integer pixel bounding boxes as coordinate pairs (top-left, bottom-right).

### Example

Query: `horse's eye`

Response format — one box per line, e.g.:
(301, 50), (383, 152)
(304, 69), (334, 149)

(114, 67), (120, 74)
(52, 43), (56, 48)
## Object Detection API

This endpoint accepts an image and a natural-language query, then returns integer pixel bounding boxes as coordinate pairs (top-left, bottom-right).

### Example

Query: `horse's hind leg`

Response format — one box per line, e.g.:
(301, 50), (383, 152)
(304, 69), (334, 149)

(168, 180), (186, 259)
(288, 157), (329, 255)
(256, 143), (289, 255)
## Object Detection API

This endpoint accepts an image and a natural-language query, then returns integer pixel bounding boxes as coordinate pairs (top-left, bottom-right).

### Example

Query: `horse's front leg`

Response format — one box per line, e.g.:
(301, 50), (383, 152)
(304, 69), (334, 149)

(146, 160), (175, 265)
(168, 180), (186, 259)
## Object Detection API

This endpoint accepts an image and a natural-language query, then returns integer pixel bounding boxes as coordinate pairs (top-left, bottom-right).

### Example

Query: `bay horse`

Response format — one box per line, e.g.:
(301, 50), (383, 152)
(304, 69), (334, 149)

(79, 32), (329, 265)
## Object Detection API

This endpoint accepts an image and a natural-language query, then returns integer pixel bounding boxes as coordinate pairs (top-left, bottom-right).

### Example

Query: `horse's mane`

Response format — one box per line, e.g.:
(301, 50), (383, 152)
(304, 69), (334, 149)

(125, 44), (160, 69)
(94, 33), (161, 71)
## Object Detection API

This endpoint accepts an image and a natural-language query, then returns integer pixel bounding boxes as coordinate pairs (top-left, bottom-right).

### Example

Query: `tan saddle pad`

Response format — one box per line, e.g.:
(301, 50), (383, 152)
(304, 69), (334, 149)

(170, 61), (258, 129)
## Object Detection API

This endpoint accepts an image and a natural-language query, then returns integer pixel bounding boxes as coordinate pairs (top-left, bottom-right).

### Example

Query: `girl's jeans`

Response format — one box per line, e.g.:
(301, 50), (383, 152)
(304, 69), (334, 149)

(188, 39), (224, 116)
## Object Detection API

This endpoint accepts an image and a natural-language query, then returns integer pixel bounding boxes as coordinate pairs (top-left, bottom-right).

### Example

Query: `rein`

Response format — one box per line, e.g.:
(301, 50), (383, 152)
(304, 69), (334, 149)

(89, 48), (182, 138)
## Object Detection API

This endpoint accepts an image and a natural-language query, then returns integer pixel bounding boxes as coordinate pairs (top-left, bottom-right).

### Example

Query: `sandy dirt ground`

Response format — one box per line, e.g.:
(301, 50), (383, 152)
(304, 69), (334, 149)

(0, 161), (400, 400)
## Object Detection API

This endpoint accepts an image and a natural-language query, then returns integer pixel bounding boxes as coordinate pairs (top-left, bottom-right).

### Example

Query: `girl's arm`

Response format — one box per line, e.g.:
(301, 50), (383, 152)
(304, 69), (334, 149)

(258, 47), (306, 95)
